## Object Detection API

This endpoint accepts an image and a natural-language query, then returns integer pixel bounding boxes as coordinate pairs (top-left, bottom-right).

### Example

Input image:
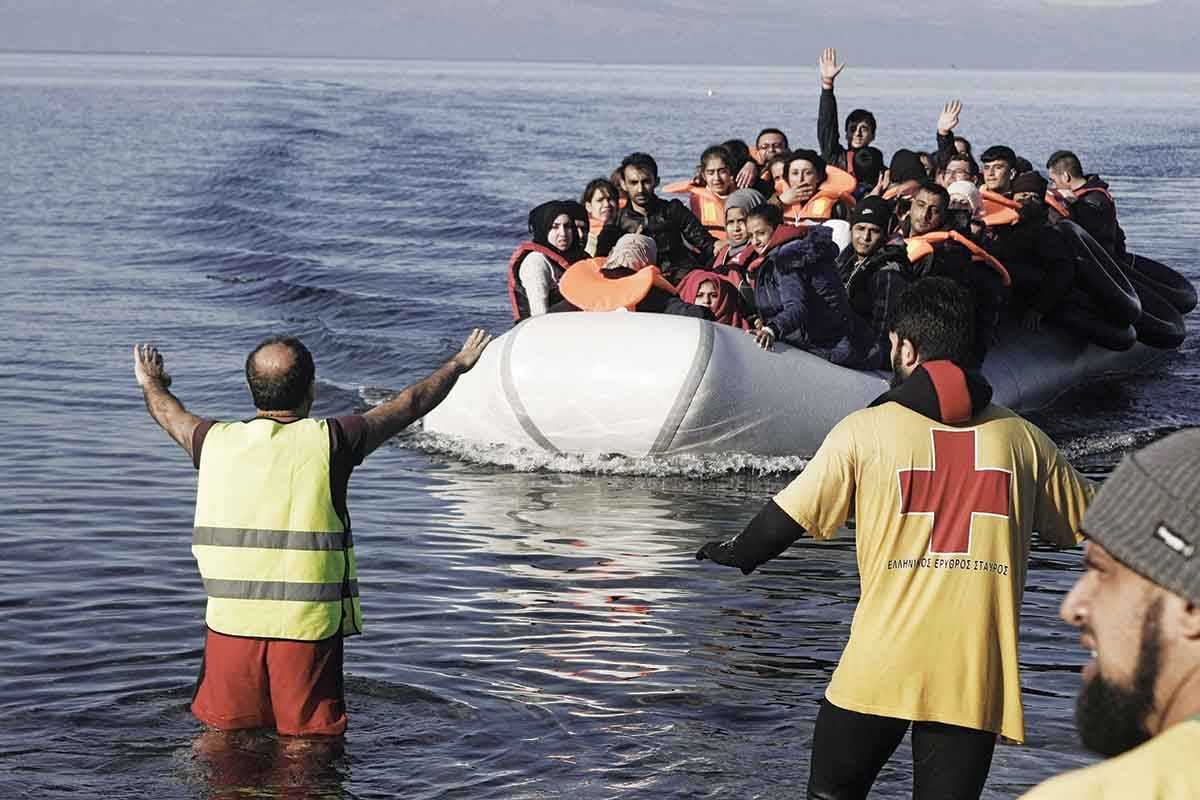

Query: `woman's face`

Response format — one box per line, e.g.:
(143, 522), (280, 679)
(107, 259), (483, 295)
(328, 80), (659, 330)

(702, 157), (733, 196)
(694, 280), (719, 309)
(725, 207), (749, 245)
(585, 189), (617, 224)
(787, 159), (821, 201)
(547, 214), (575, 251)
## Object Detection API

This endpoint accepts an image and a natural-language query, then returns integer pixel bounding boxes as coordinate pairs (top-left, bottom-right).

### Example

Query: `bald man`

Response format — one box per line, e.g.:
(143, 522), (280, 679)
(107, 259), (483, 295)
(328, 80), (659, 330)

(133, 329), (491, 736)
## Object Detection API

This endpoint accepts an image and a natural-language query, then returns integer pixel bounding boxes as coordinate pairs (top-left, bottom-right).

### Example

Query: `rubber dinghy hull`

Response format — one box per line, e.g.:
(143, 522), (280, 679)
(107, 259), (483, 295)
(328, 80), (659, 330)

(423, 312), (1171, 458)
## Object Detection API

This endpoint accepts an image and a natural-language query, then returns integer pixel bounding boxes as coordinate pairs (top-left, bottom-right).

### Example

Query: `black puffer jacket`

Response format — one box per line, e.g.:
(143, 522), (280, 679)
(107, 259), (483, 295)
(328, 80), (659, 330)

(597, 197), (716, 285)
(986, 206), (1075, 316)
(836, 242), (913, 369)
(1069, 176), (1127, 261)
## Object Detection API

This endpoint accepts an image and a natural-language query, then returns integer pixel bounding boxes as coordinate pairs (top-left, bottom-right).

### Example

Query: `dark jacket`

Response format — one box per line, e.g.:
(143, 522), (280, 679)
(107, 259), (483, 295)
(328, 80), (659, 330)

(753, 225), (871, 367)
(1069, 176), (1127, 261)
(598, 197), (717, 285)
(817, 87), (853, 171)
(986, 207), (1075, 316)
(836, 242), (914, 369)
(904, 222), (1006, 367)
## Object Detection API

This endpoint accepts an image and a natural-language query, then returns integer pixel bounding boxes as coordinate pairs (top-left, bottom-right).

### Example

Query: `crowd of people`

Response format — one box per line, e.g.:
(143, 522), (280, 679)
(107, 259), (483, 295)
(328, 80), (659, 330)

(507, 47), (1134, 369)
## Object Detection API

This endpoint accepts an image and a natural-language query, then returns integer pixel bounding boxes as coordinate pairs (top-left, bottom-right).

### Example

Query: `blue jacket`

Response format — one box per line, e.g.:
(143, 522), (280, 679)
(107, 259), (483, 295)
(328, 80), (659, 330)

(752, 225), (871, 367)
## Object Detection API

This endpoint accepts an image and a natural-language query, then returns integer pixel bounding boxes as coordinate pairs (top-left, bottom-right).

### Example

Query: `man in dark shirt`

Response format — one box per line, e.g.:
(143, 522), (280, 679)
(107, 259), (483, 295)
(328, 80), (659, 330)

(599, 152), (717, 285)
(816, 47), (876, 175)
(1046, 150), (1128, 261)
(133, 329), (491, 735)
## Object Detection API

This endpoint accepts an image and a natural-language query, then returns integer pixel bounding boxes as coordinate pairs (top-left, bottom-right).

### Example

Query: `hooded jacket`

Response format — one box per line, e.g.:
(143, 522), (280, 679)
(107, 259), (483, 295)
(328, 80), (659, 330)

(752, 225), (871, 367)
(1067, 175), (1127, 261)
(835, 242), (914, 369)
(985, 203), (1076, 316)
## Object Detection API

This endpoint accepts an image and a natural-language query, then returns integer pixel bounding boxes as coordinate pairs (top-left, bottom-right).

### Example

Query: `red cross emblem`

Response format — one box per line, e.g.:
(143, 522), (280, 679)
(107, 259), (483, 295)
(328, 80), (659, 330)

(897, 428), (1012, 555)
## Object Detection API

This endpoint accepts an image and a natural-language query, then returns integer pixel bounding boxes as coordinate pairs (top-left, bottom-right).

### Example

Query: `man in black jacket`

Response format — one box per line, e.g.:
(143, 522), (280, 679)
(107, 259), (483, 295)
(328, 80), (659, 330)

(986, 171), (1075, 332)
(1046, 150), (1128, 261)
(816, 48), (876, 175)
(598, 152), (717, 285)
(836, 196), (913, 368)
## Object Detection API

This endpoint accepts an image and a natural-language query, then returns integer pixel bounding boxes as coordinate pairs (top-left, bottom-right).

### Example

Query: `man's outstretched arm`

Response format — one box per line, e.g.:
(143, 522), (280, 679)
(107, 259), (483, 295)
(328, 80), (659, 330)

(361, 328), (492, 456)
(133, 343), (202, 459)
(697, 501), (808, 575)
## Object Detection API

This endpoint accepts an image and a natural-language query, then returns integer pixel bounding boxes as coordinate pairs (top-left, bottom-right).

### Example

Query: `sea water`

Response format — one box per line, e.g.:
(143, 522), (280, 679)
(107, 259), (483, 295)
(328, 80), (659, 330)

(1, 53), (1198, 798)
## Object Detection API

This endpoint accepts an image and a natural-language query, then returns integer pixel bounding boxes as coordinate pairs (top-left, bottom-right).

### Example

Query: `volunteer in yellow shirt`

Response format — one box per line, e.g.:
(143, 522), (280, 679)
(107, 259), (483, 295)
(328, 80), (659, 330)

(698, 277), (1092, 800)
(1021, 428), (1200, 800)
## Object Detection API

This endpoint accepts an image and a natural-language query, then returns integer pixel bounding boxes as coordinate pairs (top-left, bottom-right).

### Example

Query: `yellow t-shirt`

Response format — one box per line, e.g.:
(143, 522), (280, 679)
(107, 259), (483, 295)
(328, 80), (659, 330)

(774, 403), (1092, 742)
(1020, 719), (1200, 799)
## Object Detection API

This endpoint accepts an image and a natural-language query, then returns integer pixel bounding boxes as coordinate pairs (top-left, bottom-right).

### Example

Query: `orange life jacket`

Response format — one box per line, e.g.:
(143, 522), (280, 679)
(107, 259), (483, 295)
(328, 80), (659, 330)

(979, 190), (1020, 227)
(905, 231), (1011, 287)
(664, 180), (728, 240)
(557, 257), (677, 312)
(506, 242), (573, 321)
(1044, 192), (1071, 219)
(778, 165), (857, 224)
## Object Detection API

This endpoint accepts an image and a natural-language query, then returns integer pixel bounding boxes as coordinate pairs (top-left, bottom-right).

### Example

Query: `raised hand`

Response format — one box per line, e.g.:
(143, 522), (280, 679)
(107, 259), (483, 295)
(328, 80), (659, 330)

(937, 99), (963, 135)
(133, 343), (172, 388)
(735, 160), (759, 189)
(819, 48), (845, 89)
(451, 328), (493, 373)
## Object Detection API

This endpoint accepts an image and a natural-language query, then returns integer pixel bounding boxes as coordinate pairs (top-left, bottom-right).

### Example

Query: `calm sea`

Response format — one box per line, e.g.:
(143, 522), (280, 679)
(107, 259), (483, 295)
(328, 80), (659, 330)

(1, 53), (1197, 799)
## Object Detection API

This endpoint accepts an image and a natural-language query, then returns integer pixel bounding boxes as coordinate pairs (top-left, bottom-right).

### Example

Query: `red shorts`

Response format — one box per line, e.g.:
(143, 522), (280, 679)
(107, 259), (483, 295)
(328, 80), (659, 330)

(191, 627), (347, 736)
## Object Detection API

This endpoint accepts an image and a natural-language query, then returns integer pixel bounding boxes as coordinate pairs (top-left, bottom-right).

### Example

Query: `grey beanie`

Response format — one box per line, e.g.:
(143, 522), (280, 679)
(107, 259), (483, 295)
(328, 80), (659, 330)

(1082, 428), (1200, 605)
(724, 188), (766, 218)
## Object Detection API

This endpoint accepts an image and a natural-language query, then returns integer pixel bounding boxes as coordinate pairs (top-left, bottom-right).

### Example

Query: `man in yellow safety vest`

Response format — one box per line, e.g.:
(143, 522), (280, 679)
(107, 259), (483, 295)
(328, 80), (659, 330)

(133, 329), (491, 735)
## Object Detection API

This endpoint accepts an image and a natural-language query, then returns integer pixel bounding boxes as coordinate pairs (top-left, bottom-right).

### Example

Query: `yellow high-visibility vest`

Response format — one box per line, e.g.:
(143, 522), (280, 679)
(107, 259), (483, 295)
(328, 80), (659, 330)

(192, 418), (362, 640)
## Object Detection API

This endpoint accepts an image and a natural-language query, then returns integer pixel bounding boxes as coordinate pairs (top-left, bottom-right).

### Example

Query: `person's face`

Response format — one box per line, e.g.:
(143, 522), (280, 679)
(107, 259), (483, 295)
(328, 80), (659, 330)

(747, 217), (775, 251)
(702, 157), (733, 196)
(787, 159), (821, 201)
(1049, 169), (1073, 191)
(622, 166), (658, 210)
(547, 213), (574, 251)
(769, 160), (786, 183)
(725, 207), (749, 245)
(909, 190), (947, 235)
(851, 221), (884, 257)
(585, 188), (617, 224)
(1060, 542), (1165, 756)
(756, 132), (787, 162)
(847, 120), (875, 149)
(694, 280), (719, 309)
(944, 159), (975, 186)
(982, 160), (1015, 192)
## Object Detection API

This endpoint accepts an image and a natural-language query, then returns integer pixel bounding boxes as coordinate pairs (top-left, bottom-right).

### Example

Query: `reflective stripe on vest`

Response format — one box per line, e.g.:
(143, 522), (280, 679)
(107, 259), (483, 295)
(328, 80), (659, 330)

(193, 419), (362, 640)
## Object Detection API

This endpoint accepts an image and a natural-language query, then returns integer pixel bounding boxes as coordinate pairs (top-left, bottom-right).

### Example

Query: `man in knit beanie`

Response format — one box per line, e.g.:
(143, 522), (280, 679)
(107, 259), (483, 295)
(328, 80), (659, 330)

(1022, 429), (1200, 798)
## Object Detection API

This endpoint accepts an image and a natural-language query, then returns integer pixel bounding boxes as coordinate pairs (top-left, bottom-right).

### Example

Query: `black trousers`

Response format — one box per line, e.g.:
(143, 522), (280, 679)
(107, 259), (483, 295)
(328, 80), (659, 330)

(807, 699), (997, 800)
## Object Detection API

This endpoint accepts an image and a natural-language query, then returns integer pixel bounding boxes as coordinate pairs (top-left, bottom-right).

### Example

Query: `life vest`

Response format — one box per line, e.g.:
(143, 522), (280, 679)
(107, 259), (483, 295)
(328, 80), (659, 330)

(557, 257), (677, 312)
(192, 418), (361, 641)
(905, 230), (1011, 287)
(664, 181), (728, 240)
(778, 165), (857, 224)
(507, 242), (573, 321)
(1044, 192), (1072, 219)
(979, 189), (1020, 227)
(559, 260), (681, 316)
(1041, 185), (1116, 223)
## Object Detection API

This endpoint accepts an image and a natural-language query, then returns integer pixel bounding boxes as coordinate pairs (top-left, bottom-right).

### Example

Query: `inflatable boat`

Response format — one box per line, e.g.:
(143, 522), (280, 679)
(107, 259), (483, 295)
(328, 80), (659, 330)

(422, 312), (1175, 458)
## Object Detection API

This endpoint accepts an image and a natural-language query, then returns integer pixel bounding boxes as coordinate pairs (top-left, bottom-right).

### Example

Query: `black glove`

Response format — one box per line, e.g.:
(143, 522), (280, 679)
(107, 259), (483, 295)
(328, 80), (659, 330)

(695, 500), (807, 575)
(696, 538), (757, 574)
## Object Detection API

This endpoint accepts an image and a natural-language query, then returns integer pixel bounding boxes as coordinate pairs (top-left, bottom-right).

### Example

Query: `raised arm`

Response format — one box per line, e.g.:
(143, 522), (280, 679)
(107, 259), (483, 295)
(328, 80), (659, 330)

(134, 343), (203, 458)
(361, 328), (492, 456)
(935, 99), (962, 158)
(817, 48), (846, 164)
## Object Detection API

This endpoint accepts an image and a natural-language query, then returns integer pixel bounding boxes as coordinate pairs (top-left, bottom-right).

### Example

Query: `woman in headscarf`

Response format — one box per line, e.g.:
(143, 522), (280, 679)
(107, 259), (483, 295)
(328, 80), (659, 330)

(506, 200), (587, 320)
(677, 270), (748, 329)
(712, 188), (766, 270)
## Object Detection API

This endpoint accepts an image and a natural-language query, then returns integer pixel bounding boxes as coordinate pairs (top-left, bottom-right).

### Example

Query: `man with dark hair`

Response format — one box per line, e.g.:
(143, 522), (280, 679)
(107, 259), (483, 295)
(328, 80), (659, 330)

(836, 196), (913, 368)
(904, 183), (1008, 366)
(733, 129), (790, 191)
(600, 152), (716, 284)
(132, 329), (492, 736)
(937, 149), (979, 188)
(1020, 429), (1200, 799)
(1046, 149), (1127, 261)
(698, 276), (1093, 800)
(755, 128), (789, 161)
(987, 170), (1076, 332)
(851, 146), (884, 198)
(816, 48), (876, 177)
(980, 146), (1019, 196)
